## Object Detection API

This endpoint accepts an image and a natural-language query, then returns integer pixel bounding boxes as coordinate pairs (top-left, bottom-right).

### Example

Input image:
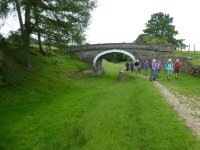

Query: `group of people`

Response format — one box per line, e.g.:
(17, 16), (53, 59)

(149, 58), (181, 81)
(125, 58), (181, 81)
(125, 60), (141, 73)
(165, 58), (181, 80)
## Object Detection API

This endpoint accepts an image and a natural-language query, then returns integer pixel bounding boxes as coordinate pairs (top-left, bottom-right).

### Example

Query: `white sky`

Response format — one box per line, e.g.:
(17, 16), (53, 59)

(1, 0), (199, 50)
(86, 0), (200, 50)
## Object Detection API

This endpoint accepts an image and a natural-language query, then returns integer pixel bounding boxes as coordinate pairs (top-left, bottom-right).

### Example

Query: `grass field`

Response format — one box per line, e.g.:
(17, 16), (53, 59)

(0, 53), (200, 149)
(171, 51), (200, 65)
(157, 70), (200, 97)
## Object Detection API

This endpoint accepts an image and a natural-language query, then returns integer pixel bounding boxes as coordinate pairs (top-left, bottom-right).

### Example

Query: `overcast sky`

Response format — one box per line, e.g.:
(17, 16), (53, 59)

(86, 0), (200, 50)
(0, 0), (199, 50)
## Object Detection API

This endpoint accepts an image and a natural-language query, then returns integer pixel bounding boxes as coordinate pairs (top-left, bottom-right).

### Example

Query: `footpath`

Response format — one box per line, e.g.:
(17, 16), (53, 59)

(139, 74), (200, 137)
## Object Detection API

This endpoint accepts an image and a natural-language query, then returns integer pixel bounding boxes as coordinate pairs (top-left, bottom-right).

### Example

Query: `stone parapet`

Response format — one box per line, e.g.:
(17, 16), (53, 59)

(69, 43), (172, 52)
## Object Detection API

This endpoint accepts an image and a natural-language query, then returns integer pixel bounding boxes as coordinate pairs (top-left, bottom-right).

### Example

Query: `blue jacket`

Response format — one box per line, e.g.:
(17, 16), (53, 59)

(165, 63), (173, 71)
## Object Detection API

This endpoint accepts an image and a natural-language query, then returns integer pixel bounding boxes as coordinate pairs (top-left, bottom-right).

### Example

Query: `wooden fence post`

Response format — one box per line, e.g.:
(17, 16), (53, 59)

(188, 44), (190, 52)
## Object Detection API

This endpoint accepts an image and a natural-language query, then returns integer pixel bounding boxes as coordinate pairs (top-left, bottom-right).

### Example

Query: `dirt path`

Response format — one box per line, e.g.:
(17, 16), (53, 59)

(153, 81), (200, 137)
(139, 74), (200, 137)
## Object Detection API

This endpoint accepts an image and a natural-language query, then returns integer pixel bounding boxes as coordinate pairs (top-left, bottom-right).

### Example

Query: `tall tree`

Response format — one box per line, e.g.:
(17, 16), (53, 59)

(135, 12), (185, 49)
(32, 0), (45, 55)
(1, 0), (33, 70)
(0, 0), (96, 68)
(30, 0), (96, 49)
(134, 34), (168, 45)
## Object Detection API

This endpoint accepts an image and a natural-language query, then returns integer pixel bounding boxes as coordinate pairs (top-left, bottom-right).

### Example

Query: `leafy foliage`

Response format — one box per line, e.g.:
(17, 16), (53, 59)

(144, 12), (177, 40)
(134, 34), (168, 45)
(104, 53), (130, 63)
(0, 0), (96, 47)
(135, 12), (185, 48)
(31, 0), (96, 46)
(0, 0), (96, 69)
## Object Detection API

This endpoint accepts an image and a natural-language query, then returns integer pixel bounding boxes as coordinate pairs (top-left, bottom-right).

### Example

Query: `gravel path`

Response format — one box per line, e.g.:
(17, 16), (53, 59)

(153, 81), (200, 137)
(139, 74), (200, 137)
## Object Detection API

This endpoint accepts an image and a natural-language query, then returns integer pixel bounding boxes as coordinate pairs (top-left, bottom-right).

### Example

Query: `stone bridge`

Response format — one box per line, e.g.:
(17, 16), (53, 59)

(68, 43), (172, 74)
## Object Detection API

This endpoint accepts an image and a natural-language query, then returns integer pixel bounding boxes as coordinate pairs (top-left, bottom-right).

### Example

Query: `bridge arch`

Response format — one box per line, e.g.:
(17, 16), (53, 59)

(93, 49), (136, 68)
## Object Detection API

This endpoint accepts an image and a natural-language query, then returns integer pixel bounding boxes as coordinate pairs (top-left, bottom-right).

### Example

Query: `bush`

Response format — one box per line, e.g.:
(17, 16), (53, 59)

(0, 43), (27, 85)
(1, 55), (26, 85)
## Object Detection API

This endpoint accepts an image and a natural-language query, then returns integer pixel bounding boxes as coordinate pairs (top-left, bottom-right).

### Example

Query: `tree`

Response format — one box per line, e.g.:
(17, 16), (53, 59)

(1, 0), (37, 70)
(0, 0), (96, 69)
(30, 0), (96, 51)
(135, 12), (185, 49)
(134, 34), (168, 45)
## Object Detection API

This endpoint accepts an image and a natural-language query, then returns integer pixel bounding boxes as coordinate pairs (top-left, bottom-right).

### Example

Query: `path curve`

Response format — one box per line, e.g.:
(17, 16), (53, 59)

(153, 81), (200, 137)
(139, 75), (200, 137)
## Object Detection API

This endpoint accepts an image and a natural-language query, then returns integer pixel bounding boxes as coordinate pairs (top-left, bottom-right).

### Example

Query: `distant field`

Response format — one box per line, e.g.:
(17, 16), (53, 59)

(157, 69), (200, 97)
(171, 51), (200, 65)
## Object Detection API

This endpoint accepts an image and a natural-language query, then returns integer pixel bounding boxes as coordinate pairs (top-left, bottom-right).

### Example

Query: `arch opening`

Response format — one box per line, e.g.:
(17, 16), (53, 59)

(93, 49), (136, 68)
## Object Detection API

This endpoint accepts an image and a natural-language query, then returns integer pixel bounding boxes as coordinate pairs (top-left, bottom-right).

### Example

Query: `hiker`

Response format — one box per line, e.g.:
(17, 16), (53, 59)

(174, 59), (181, 79)
(134, 60), (140, 73)
(125, 60), (130, 71)
(149, 59), (157, 81)
(156, 60), (163, 78)
(143, 60), (149, 75)
(130, 60), (134, 72)
(165, 59), (174, 80)
(138, 60), (141, 73)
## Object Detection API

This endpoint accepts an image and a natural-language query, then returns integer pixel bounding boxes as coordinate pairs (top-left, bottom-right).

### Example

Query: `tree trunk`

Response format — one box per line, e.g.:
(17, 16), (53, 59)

(0, 34), (6, 61)
(24, 3), (32, 70)
(38, 32), (45, 55)
(14, 0), (24, 33)
(33, 5), (45, 55)
(14, 0), (32, 70)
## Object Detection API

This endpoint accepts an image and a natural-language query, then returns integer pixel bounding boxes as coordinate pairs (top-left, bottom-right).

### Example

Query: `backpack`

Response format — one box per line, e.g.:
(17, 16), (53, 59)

(165, 62), (173, 70)
(159, 63), (163, 70)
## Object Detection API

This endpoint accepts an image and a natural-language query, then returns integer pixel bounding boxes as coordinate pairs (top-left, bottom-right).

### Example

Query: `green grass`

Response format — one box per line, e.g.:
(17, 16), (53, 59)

(150, 60), (200, 98)
(171, 51), (200, 65)
(0, 53), (200, 150)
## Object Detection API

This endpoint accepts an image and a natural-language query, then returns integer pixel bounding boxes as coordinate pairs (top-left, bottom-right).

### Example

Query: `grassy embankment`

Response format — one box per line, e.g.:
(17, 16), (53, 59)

(155, 50), (200, 110)
(171, 50), (200, 65)
(0, 49), (200, 149)
(156, 69), (200, 98)
(157, 50), (200, 97)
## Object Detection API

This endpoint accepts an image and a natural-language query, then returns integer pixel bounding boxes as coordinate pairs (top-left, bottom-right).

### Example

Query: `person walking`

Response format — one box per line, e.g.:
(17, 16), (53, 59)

(134, 60), (140, 73)
(174, 59), (181, 79)
(165, 59), (174, 80)
(156, 60), (163, 78)
(138, 60), (141, 73)
(149, 59), (157, 81)
(130, 60), (134, 72)
(125, 60), (130, 71)
(143, 60), (149, 75)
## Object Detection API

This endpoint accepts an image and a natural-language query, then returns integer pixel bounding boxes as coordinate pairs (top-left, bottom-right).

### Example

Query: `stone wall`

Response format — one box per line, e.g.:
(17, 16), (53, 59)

(156, 55), (200, 77)
(69, 43), (172, 52)
(133, 54), (200, 77)
(191, 65), (200, 77)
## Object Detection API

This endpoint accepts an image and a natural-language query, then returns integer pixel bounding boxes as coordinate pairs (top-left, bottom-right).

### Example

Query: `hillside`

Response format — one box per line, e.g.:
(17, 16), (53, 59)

(171, 51), (200, 65)
(0, 48), (200, 149)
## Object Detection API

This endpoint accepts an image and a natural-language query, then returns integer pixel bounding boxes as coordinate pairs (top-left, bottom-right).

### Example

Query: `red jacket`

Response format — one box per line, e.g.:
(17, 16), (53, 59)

(174, 62), (181, 70)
